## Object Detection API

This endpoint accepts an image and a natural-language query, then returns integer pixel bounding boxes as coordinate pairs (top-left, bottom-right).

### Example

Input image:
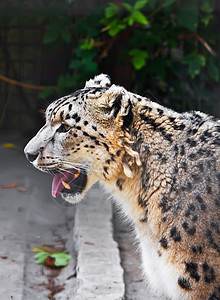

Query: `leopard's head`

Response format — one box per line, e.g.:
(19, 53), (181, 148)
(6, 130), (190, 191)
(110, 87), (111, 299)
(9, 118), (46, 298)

(24, 74), (141, 204)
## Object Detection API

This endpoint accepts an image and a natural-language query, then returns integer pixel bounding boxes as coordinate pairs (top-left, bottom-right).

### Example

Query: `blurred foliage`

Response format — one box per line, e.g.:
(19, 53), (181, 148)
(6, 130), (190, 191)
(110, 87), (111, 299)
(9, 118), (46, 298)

(0, 0), (219, 113)
(100, 0), (219, 112)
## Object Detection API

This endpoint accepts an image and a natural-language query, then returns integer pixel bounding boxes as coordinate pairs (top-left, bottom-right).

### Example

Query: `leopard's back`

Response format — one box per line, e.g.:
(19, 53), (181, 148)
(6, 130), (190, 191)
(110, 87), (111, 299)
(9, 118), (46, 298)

(135, 108), (220, 299)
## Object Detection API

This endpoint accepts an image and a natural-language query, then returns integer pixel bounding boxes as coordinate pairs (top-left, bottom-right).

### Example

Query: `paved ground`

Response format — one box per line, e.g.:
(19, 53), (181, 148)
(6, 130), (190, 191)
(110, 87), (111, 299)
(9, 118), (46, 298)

(0, 138), (124, 299)
(0, 138), (78, 299)
(0, 137), (161, 299)
(74, 190), (124, 300)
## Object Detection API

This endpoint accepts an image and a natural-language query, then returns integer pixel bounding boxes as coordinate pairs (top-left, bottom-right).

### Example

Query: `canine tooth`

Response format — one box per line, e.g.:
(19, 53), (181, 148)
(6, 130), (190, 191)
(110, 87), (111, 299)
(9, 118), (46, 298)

(75, 170), (80, 178)
(62, 181), (71, 189)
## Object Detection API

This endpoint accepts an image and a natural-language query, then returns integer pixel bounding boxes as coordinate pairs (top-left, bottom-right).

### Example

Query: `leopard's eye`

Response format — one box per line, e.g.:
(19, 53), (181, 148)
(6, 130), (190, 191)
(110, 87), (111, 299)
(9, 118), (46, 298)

(57, 123), (71, 133)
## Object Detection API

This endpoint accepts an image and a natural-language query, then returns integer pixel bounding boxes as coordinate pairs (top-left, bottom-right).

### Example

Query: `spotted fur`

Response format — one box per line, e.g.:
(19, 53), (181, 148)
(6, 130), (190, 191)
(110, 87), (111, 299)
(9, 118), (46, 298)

(25, 74), (220, 300)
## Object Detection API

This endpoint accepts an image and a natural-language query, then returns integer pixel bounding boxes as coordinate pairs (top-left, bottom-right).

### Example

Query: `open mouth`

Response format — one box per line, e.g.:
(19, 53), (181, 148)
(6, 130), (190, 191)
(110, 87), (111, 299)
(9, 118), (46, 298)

(52, 168), (87, 198)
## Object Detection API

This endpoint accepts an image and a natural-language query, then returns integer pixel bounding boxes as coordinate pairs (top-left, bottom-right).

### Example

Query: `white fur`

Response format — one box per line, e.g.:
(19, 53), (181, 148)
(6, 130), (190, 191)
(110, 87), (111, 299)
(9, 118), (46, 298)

(85, 74), (111, 88)
(60, 192), (83, 204)
(24, 123), (64, 169)
(138, 237), (187, 300)
(103, 183), (187, 300)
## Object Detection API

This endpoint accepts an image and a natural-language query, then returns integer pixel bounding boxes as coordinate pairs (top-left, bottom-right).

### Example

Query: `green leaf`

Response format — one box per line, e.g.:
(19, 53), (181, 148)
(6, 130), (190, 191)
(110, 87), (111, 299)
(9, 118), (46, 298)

(109, 26), (121, 36)
(129, 49), (148, 70)
(128, 15), (135, 26)
(107, 18), (117, 28)
(35, 257), (47, 264)
(133, 56), (146, 69)
(85, 61), (98, 72)
(208, 59), (219, 82)
(61, 29), (71, 43)
(81, 40), (93, 50)
(201, 2), (213, 14)
(122, 3), (132, 12)
(50, 252), (72, 267)
(83, 51), (96, 62)
(132, 10), (148, 25)
(182, 53), (206, 78)
(118, 23), (127, 30)
(164, 0), (175, 7)
(129, 48), (148, 58)
(67, 0), (74, 3)
(105, 18), (126, 36)
(201, 15), (213, 26)
(69, 59), (82, 69)
(105, 3), (119, 18)
(134, 0), (148, 10)
(34, 252), (49, 264)
(177, 4), (198, 32)
(33, 251), (72, 267)
(34, 251), (49, 258)
(43, 30), (60, 44)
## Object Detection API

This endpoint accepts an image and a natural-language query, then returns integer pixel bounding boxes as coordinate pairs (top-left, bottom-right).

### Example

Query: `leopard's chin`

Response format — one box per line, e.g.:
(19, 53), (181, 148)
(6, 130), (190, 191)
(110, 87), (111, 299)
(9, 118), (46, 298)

(60, 192), (85, 204)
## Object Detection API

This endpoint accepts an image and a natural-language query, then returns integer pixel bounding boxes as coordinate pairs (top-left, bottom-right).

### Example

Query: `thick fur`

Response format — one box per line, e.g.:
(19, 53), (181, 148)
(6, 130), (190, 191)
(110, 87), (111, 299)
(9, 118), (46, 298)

(25, 74), (220, 300)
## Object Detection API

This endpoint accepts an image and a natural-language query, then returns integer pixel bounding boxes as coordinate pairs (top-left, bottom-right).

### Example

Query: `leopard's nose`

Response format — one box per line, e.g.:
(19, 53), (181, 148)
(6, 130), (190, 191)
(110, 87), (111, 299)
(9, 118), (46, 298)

(25, 152), (39, 162)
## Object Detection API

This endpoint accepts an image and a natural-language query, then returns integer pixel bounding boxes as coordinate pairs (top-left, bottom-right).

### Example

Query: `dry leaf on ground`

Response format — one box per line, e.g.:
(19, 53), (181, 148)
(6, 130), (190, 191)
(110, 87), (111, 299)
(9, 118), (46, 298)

(18, 187), (27, 192)
(2, 143), (19, 150)
(1, 182), (18, 189)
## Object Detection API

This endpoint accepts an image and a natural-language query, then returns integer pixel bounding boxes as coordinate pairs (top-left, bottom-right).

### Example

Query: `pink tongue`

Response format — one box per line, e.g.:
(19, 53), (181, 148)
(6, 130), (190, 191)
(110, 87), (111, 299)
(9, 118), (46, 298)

(52, 169), (79, 198)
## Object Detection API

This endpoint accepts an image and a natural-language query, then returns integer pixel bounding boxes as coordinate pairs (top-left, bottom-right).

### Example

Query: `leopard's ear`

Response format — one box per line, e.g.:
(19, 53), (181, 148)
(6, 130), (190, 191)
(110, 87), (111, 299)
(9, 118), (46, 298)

(106, 85), (134, 129)
(85, 74), (111, 88)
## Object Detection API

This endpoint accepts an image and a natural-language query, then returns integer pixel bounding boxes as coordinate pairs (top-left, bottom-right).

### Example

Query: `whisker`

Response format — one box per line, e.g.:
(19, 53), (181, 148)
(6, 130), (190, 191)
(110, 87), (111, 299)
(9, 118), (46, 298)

(60, 161), (102, 174)
(38, 155), (104, 175)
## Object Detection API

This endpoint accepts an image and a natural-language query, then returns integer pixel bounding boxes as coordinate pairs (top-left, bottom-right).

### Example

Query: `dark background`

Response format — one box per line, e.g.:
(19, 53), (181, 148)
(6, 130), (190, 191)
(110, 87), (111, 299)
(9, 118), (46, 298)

(0, 0), (219, 137)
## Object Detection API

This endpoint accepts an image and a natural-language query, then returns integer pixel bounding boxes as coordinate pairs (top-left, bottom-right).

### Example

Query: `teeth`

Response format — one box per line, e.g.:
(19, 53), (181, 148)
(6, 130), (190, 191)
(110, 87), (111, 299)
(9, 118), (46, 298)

(61, 170), (80, 190)
(75, 170), (80, 178)
(62, 181), (71, 189)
